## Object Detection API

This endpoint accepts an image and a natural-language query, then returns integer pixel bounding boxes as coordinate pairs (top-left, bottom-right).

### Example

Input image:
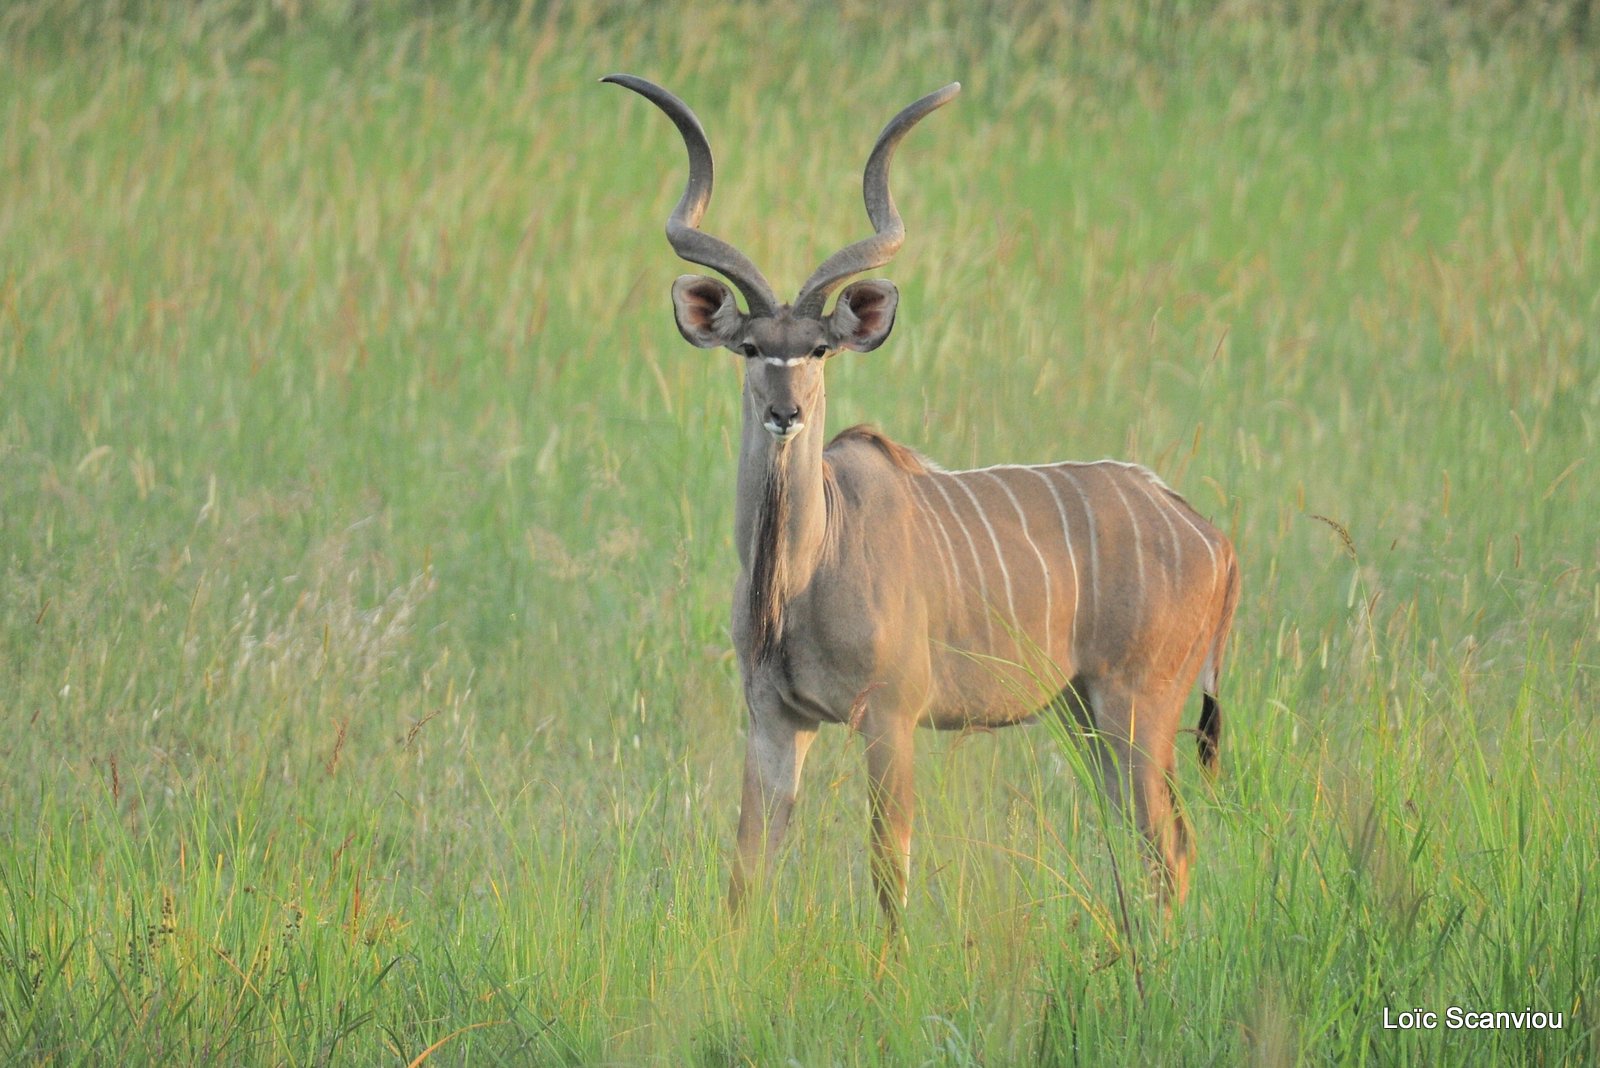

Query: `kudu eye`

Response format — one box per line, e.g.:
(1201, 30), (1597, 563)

(739, 343), (758, 358)
(810, 344), (829, 359)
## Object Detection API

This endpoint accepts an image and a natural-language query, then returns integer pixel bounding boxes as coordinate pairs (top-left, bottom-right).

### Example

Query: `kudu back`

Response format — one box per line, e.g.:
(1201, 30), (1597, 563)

(604, 74), (1240, 916)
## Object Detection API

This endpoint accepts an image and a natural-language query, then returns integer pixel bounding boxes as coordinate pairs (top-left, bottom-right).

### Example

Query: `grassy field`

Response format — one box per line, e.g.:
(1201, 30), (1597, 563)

(2, 1), (1597, 1063)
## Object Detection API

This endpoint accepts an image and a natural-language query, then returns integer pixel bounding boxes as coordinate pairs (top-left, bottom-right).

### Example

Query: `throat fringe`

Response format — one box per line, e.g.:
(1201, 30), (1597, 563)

(748, 461), (790, 665)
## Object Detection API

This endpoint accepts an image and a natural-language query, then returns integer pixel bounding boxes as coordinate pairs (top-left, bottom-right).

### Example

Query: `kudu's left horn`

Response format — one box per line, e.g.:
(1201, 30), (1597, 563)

(601, 74), (780, 317)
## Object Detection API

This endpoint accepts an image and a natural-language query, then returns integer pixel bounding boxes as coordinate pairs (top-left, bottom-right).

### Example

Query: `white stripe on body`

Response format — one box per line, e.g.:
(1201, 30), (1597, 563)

(906, 480), (960, 603)
(1103, 471), (1148, 635)
(1026, 467), (1082, 656)
(924, 475), (997, 650)
(1129, 473), (1180, 600)
(950, 474), (1017, 632)
(1143, 470), (1221, 579)
(984, 470), (1053, 660)
(1051, 467), (1100, 642)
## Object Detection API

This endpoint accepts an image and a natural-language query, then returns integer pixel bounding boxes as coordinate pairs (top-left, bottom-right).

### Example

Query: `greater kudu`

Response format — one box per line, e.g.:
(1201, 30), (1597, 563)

(604, 74), (1240, 916)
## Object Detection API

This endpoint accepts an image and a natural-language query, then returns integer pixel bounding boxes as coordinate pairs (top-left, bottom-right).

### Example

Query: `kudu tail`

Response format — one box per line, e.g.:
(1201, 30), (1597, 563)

(1197, 547), (1241, 775)
(1197, 693), (1222, 774)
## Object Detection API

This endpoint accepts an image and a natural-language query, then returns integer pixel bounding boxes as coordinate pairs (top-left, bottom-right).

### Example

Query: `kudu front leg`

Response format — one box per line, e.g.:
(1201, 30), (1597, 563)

(863, 717), (916, 919)
(729, 707), (816, 915)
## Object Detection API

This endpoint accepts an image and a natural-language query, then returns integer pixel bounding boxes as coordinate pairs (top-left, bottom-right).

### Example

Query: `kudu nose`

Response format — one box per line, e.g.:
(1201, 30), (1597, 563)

(765, 403), (803, 436)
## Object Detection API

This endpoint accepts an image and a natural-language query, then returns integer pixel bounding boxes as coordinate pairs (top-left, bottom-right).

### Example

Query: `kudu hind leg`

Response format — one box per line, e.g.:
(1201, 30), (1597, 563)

(729, 708), (817, 914)
(1090, 684), (1192, 907)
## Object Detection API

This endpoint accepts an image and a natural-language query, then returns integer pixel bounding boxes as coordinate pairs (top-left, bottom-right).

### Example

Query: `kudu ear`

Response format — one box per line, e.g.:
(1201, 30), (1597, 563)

(671, 275), (747, 349)
(824, 279), (899, 352)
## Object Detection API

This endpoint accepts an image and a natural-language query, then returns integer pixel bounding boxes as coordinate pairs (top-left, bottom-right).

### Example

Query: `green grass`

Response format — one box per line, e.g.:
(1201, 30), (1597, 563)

(2, 0), (1597, 1063)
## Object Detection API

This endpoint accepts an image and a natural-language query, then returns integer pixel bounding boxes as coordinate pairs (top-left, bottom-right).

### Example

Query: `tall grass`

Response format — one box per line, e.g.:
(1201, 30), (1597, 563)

(2, 1), (1596, 1062)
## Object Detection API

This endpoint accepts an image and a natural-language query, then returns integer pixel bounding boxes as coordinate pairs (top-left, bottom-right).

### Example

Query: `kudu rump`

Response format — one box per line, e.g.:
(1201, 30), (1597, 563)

(604, 75), (1240, 915)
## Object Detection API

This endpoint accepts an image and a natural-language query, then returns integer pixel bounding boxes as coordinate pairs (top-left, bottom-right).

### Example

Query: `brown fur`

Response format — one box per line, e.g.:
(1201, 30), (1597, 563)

(746, 426), (924, 668)
(827, 424), (929, 474)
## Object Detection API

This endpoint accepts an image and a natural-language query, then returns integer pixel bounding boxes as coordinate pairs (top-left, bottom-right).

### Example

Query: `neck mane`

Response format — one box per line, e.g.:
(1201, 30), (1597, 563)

(747, 456), (793, 665)
(739, 420), (837, 668)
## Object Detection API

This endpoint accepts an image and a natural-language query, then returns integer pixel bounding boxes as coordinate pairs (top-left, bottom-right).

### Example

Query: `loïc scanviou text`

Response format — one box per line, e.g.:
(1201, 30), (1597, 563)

(1383, 1007), (1564, 1031)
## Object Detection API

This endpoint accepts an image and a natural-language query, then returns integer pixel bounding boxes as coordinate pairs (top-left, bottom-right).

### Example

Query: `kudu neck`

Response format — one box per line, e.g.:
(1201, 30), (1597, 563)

(735, 388), (830, 579)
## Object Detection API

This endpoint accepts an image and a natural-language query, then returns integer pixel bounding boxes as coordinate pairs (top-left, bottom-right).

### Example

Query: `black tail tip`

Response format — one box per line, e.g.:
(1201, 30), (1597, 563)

(1197, 693), (1222, 773)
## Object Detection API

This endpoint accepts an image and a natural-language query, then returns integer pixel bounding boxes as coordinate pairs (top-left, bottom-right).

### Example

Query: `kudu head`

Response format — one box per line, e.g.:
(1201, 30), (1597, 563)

(603, 74), (959, 443)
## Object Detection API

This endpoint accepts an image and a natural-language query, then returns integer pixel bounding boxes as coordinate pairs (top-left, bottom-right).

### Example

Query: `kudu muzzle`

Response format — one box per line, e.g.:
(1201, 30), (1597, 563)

(762, 383), (805, 440)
